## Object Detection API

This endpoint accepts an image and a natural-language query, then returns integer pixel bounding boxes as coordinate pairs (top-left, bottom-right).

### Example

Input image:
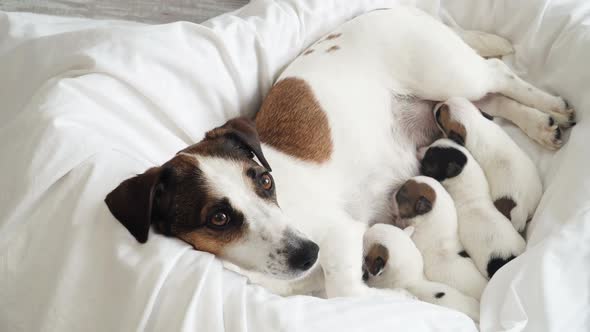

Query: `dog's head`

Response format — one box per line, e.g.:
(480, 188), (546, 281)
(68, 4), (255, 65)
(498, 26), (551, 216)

(418, 139), (468, 182)
(105, 117), (319, 279)
(433, 97), (490, 146)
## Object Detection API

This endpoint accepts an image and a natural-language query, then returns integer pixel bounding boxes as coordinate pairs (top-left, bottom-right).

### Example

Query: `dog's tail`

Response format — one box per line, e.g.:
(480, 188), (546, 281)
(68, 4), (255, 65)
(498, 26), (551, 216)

(440, 9), (514, 58)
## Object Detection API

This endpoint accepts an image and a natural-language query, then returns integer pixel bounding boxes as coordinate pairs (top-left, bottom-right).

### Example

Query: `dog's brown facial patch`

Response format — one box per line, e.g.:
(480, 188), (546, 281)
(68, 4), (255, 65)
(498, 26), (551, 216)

(105, 117), (267, 246)
(494, 197), (517, 220)
(303, 49), (314, 55)
(435, 104), (467, 146)
(256, 77), (333, 163)
(326, 45), (340, 53)
(395, 180), (436, 219)
(178, 198), (248, 256)
(364, 243), (389, 276)
(152, 156), (248, 256)
(245, 166), (277, 203)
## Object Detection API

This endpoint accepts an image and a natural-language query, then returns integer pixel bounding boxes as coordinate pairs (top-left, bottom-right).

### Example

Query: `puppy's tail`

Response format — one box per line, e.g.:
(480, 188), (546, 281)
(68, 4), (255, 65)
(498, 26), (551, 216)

(440, 9), (514, 58)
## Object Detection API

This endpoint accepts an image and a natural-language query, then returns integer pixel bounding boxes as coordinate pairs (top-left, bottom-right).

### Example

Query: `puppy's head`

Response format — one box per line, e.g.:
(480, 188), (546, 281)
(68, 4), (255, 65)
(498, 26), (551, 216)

(363, 224), (422, 288)
(395, 178), (436, 219)
(419, 139), (467, 182)
(433, 98), (477, 146)
(105, 117), (318, 279)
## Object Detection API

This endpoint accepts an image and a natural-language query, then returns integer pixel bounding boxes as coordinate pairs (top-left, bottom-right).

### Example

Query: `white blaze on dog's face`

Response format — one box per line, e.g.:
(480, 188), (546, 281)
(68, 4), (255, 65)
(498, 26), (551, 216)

(193, 155), (318, 278)
(105, 117), (319, 279)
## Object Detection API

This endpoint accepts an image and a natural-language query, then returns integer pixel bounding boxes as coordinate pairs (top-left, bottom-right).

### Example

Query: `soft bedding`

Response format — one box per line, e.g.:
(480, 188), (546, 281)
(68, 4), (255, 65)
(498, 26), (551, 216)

(0, 0), (588, 331)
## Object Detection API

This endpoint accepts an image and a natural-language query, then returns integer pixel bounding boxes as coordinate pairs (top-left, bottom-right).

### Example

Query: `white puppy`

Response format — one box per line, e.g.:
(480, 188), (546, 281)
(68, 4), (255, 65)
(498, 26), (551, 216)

(433, 97), (543, 233)
(393, 175), (487, 299)
(363, 224), (480, 322)
(419, 139), (526, 278)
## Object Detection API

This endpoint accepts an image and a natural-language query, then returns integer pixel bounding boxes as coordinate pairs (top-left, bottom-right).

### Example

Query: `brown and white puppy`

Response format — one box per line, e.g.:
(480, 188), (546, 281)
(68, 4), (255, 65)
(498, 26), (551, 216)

(363, 224), (481, 322)
(419, 139), (526, 278)
(433, 97), (543, 233)
(106, 117), (319, 279)
(105, 5), (572, 298)
(393, 176), (488, 299)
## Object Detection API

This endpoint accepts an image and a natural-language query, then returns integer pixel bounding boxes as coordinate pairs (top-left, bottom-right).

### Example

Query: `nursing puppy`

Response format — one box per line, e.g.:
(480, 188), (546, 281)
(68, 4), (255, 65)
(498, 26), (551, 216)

(434, 97), (543, 232)
(363, 224), (480, 322)
(394, 176), (487, 299)
(419, 139), (526, 278)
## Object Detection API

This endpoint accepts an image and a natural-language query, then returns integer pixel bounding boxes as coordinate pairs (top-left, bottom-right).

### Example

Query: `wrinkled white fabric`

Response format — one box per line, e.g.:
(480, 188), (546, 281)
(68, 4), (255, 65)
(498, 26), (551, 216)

(0, 0), (588, 331)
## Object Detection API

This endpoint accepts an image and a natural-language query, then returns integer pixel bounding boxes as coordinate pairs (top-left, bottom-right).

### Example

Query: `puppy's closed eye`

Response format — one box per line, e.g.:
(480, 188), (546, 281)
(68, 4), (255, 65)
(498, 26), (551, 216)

(446, 161), (464, 178)
(448, 130), (465, 146)
(415, 196), (432, 214)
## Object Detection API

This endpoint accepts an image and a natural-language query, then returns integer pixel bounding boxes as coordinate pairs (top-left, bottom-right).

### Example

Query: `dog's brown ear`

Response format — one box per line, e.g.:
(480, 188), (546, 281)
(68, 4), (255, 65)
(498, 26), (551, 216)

(105, 167), (162, 243)
(206, 117), (272, 171)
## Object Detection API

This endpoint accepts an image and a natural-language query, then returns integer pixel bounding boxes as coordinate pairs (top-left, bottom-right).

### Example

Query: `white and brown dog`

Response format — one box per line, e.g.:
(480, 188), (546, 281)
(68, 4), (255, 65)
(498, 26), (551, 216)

(433, 97), (543, 233)
(105, 5), (573, 298)
(393, 176), (488, 299)
(363, 223), (480, 322)
(419, 139), (526, 278)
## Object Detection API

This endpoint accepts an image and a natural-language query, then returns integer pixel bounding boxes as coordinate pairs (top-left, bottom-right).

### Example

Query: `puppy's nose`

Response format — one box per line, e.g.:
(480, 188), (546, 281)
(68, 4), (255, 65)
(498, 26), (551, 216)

(287, 240), (319, 271)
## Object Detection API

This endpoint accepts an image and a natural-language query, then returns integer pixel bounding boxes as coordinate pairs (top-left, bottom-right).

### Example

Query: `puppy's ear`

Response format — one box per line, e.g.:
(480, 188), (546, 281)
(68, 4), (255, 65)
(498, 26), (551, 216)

(206, 117), (271, 171)
(105, 167), (162, 243)
(433, 103), (448, 132)
(365, 244), (389, 276)
(415, 197), (433, 215)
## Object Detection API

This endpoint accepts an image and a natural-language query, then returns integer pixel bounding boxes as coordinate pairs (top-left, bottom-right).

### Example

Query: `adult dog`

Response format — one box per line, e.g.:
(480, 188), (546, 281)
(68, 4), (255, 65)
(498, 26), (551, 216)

(105, 5), (573, 298)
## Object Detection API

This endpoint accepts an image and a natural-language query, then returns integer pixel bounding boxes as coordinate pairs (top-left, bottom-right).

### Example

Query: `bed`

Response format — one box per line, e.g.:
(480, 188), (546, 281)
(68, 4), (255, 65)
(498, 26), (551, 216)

(0, 0), (588, 331)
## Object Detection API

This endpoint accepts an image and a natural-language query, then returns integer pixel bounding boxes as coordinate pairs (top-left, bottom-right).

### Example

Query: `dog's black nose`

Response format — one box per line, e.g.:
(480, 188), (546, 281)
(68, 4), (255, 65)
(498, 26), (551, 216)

(287, 240), (319, 271)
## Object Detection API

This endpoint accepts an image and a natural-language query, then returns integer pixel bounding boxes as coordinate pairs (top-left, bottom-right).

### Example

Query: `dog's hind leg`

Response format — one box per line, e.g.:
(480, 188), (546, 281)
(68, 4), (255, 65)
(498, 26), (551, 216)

(474, 94), (565, 150)
(482, 59), (575, 126)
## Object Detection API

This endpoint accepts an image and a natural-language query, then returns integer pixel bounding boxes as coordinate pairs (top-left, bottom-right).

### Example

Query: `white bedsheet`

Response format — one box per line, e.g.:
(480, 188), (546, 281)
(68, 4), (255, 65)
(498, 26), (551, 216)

(0, 0), (588, 331)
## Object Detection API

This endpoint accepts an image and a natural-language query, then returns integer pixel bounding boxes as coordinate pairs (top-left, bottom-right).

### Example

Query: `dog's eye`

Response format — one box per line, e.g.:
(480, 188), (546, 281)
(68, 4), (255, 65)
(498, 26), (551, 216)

(260, 173), (273, 191)
(209, 212), (230, 228)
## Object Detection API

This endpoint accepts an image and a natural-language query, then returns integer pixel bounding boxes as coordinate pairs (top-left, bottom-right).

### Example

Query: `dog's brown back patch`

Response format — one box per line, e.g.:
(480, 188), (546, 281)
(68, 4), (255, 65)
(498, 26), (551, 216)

(494, 197), (517, 220)
(365, 243), (389, 275)
(436, 104), (467, 145)
(256, 77), (333, 163)
(395, 179), (437, 219)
